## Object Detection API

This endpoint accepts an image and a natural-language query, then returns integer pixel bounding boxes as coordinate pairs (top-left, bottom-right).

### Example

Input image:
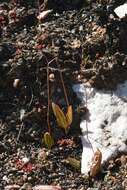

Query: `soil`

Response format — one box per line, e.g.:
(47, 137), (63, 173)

(0, 0), (127, 189)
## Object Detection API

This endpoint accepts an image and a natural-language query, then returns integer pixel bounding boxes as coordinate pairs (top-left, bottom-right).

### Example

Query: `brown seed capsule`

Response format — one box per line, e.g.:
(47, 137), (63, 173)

(49, 73), (55, 82)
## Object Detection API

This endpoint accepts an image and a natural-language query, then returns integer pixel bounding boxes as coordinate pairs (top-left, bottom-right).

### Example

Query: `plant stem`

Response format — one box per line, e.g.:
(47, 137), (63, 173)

(45, 57), (56, 134)
(56, 61), (69, 107)
(47, 62), (51, 134)
(37, 0), (55, 134)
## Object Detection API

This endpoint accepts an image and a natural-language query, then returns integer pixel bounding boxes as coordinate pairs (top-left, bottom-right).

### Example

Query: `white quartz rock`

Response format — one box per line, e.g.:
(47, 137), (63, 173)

(114, 3), (127, 18)
(73, 81), (127, 174)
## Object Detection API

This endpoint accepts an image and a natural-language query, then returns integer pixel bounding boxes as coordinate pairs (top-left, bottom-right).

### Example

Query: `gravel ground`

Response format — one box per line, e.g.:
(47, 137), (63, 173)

(0, 0), (127, 189)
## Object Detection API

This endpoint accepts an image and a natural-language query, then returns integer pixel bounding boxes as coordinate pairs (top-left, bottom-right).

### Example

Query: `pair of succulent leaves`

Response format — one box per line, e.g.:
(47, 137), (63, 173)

(44, 103), (73, 149)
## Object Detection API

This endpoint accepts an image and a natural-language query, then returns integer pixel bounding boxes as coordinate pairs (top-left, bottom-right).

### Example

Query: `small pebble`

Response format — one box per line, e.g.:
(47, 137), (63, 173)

(2, 175), (9, 182)
(22, 157), (30, 164)
(13, 79), (20, 88)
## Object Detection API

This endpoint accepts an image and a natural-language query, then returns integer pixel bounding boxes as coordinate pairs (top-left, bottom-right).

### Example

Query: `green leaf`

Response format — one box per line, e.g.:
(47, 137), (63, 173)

(52, 102), (68, 130)
(44, 132), (54, 149)
(65, 157), (80, 170)
(66, 105), (73, 126)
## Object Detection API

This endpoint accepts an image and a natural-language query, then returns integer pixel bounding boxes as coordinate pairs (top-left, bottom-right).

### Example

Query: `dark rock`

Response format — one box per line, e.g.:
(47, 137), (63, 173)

(0, 43), (16, 61)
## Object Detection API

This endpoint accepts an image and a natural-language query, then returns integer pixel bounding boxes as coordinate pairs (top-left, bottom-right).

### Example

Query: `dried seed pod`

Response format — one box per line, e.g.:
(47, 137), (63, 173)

(90, 149), (102, 177)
